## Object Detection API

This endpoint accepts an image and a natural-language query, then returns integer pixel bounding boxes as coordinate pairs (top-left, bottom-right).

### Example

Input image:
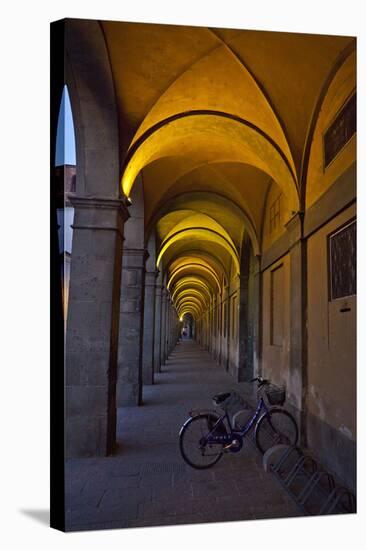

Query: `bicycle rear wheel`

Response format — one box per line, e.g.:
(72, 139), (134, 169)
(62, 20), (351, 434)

(179, 413), (227, 469)
(255, 408), (298, 454)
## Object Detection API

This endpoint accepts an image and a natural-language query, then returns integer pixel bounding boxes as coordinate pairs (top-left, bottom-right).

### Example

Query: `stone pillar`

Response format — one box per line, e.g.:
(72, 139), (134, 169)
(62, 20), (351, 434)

(169, 307), (177, 353)
(142, 270), (157, 385)
(167, 302), (172, 354)
(65, 196), (129, 457)
(236, 273), (249, 382)
(153, 280), (162, 373)
(213, 298), (217, 359)
(252, 256), (262, 377)
(285, 213), (307, 441)
(160, 287), (167, 366)
(225, 285), (231, 371)
(208, 304), (213, 354)
(217, 295), (222, 364)
(116, 248), (147, 406)
(165, 298), (171, 359)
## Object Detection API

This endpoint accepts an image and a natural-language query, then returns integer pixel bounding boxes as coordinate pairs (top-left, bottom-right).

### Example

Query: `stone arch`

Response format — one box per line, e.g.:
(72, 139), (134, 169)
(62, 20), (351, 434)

(147, 190), (260, 257)
(299, 42), (356, 211)
(65, 19), (121, 198)
(62, 20), (130, 457)
(304, 49), (356, 210)
(122, 111), (299, 211)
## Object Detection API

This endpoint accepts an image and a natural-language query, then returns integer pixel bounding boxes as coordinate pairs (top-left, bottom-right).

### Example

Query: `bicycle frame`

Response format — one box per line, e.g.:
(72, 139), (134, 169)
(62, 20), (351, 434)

(205, 396), (270, 444)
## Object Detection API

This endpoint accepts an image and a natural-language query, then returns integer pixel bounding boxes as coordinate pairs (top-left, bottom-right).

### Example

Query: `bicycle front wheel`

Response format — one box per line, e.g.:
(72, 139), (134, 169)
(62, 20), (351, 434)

(255, 408), (298, 454)
(179, 413), (227, 469)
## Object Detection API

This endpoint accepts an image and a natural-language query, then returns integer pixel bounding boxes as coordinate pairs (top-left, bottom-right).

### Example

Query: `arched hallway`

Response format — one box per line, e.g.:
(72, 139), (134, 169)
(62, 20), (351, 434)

(66, 339), (300, 530)
(52, 18), (357, 530)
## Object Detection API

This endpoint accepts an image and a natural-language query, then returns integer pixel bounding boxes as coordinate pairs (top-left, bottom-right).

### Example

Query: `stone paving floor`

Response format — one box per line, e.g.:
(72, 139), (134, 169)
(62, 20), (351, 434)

(65, 340), (302, 531)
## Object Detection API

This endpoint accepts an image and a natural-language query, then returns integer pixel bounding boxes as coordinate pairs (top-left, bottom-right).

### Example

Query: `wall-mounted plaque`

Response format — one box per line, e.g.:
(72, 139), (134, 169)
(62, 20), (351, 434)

(324, 93), (356, 168)
(329, 220), (356, 300)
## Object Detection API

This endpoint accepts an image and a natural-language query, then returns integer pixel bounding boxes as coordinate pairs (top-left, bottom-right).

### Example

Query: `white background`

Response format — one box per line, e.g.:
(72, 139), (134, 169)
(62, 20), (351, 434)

(0, 0), (364, 548)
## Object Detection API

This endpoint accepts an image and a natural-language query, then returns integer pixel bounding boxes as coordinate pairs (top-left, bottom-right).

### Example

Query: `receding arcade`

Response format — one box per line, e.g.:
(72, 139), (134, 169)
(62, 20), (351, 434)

(61, 19), (356, 493)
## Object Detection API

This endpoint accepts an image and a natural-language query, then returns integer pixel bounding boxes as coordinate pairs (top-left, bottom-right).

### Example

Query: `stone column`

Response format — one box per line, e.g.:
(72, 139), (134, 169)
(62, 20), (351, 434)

(169, 307), (177, 354)
(116, 248), (148, 406)
(167, 302), (172, 354)
(218, 293), (223, 364)
(214, 302), (218, 356)
(208, 303), (213, 354)
(65, 196), (129, 457)
(153, 280), (162, 373)
(236, 273), (249, 382)
(165, 297), (171, 359)
(225, 285), (231, 371)
(252, 256), (262, 377)
(285, 213), (307, 441)
(142, 270), (157, 385)
(160, 287), (167, 366)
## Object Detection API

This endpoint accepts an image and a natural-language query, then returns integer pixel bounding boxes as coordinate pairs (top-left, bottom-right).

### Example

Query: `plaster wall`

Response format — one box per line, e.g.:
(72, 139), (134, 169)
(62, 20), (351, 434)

(228, 273), (240, 377)
(262, 181), (292, 252)
(306, 52), (356, 209)
(219, 293), (230, 369)
(261, 254), (291, 388)
(306, 203), (356, 488)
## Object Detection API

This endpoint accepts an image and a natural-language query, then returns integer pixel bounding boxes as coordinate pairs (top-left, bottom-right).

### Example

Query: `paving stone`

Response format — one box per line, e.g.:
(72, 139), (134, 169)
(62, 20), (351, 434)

(138, 499), (178, 519)
(66, 489), (106, 512)
(192, 479), (239, 499)
(215, 494), (253, 512)
(174, 469), (215, 484)
(151, 482), (193, 502)
(65, 340), (304, 529)
(104, 476), (140, 489)
(100, 487), (152, 507)
(139, 472), (172, 488)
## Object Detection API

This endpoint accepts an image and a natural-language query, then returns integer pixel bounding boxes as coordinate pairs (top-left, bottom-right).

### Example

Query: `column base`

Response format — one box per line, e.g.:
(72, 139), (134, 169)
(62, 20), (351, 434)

(116, 383), (142, 407)
(66, 413), (115, 458)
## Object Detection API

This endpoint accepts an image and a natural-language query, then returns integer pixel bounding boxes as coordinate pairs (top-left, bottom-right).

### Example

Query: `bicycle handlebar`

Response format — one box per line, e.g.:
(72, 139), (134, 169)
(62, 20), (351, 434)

(250, 376), (270, 387)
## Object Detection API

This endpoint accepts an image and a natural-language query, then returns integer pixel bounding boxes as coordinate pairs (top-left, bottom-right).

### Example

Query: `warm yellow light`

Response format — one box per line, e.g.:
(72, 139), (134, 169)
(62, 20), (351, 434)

(120, 114), (299, 211)
(167, 263), (221, 291)
(156, 213), (240, 274)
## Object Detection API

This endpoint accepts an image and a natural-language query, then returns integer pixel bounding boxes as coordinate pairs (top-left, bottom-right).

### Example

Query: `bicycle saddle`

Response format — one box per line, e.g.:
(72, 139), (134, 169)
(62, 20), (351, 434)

(212, 392), (231, 405)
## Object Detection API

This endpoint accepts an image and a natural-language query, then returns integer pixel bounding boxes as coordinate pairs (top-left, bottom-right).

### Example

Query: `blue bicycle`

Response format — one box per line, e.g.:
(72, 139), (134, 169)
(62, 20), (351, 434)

(179, 377), (298, 469)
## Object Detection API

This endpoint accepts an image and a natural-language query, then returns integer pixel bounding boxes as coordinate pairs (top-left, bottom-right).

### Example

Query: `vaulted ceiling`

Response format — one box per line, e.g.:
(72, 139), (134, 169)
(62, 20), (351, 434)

(100, 20), (355, 319)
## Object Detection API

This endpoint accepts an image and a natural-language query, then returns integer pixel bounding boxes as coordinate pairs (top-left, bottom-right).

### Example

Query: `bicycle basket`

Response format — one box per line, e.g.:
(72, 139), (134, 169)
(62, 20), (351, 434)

(265, 384), (286, 406)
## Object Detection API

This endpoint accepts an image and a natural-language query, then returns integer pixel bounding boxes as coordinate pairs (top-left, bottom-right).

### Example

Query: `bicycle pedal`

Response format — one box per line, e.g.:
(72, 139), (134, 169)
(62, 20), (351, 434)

(223, 439), (240, 452)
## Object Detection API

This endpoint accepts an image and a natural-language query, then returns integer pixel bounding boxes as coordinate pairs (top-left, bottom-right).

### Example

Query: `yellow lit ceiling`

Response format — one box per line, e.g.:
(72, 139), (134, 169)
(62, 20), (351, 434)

(100, 21), (355, 319)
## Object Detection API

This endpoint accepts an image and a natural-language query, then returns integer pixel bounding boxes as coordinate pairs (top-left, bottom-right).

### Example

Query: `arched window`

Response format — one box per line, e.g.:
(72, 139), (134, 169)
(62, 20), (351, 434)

(55, 85), (76, 323)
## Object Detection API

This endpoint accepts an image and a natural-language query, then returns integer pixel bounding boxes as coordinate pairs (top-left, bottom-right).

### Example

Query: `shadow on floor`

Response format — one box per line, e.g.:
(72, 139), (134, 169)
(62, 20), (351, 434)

(19, 509), (50, 526)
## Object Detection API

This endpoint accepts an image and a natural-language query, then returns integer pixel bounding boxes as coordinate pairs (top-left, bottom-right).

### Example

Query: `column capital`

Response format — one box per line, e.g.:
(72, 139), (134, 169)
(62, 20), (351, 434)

(69, 195), (129, 239)
(69, 195), (130, 220)
(121, 247), (149, 269)
(123, 247), (148, 257)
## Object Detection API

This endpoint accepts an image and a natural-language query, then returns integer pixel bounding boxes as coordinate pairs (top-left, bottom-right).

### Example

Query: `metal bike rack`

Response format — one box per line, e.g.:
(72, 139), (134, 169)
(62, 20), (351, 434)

(270, 445), (356, 516)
